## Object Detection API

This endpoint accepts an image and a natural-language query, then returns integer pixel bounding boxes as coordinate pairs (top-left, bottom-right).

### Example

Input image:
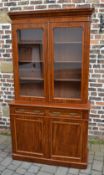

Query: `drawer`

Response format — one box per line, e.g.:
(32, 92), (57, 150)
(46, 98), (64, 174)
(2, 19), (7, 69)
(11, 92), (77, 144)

(11, 107), (45, 116)
(48, 109), (82, 118)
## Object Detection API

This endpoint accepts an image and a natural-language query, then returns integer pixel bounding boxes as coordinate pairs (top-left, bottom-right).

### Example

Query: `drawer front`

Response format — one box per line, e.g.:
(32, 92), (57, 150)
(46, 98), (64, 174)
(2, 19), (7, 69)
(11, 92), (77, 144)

(10, 106), (45, 116)
(10, 106), (83, 118)
(47, 109), (82, 118)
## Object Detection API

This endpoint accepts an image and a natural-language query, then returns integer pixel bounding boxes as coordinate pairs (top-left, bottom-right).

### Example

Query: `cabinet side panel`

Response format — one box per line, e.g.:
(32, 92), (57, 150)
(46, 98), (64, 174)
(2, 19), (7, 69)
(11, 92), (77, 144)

(82, 23), (91, 103)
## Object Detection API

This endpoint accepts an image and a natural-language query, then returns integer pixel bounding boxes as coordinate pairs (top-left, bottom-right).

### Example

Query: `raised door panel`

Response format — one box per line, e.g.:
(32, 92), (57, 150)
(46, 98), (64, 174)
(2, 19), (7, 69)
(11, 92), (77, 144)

(50, 117), (87, 162)
(12, 114), (45, 157)
(12, 23), (48, 101)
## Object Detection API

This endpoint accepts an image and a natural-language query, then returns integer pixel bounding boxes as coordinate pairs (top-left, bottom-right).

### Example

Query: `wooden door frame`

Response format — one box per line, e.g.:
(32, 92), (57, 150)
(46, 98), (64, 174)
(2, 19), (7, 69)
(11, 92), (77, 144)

(48, 21), (90, 104)
(12, 23), (49, 102)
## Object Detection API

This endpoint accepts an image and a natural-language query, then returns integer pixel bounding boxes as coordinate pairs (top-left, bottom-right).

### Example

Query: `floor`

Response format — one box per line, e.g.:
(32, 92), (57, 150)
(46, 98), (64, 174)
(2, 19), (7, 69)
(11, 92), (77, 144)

(0, 135), (104, 175)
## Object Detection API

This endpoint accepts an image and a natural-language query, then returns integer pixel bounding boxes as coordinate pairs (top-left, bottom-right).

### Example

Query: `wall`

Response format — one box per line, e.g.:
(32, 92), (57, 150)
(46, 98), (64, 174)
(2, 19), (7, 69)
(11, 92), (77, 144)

(0, 0), (104, 138)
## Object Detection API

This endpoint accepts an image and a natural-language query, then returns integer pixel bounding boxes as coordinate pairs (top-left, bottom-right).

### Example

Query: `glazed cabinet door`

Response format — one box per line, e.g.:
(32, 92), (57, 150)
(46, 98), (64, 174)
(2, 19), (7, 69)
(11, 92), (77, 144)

(49, 117), (88, 163)
(11, 114), (48, 158)
(12, 23), (48, 101)
(49, 22), (89, 103)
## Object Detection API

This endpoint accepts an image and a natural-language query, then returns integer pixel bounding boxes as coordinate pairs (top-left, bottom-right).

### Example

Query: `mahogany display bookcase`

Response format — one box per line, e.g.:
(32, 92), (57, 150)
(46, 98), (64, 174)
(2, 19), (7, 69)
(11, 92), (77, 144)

(9, 8), (94, 168)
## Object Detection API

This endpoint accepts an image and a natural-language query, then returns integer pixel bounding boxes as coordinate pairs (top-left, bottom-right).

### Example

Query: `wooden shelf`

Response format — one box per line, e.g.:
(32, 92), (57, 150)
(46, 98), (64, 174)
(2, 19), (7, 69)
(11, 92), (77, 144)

(18, 41), (42, 45)
(19, 60), (43, 63)
(55, 42), (82, 44)
(19, 60), (81, 64)
(54, 61), (81, 63)
(55, 78), (81, 82)
(20, 77), (43, 81)
(20, 78), (80, 82)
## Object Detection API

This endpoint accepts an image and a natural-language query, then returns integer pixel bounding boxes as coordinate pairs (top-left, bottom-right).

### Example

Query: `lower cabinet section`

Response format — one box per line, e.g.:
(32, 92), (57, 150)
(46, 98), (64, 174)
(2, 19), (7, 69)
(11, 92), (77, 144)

(10, 105), (88, 168)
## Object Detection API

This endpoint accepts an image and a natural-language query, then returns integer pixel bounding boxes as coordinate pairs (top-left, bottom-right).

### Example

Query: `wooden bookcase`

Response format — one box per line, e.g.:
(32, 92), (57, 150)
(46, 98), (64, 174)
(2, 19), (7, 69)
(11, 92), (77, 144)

(9, 8), (94, 169)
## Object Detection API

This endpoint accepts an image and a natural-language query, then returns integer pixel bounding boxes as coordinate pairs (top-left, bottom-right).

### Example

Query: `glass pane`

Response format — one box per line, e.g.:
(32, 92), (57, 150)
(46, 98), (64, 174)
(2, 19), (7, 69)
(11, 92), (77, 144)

(54, 27), (82, 98)
(17, 29), (44, 97)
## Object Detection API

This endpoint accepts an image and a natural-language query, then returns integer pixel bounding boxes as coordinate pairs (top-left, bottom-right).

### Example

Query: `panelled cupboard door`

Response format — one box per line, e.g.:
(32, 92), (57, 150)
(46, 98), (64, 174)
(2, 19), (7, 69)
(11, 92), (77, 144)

(49, 117), (88, 162)
(12, 23), (48, 101)
(11, 114), (48, 158)
(49, 22), (89, 104)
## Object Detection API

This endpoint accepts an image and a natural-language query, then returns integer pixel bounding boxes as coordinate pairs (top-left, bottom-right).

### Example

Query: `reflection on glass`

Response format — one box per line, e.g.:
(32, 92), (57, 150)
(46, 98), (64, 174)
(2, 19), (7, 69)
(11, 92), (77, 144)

(54, 27), (82, 98)
(17, 29), (44, 97)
